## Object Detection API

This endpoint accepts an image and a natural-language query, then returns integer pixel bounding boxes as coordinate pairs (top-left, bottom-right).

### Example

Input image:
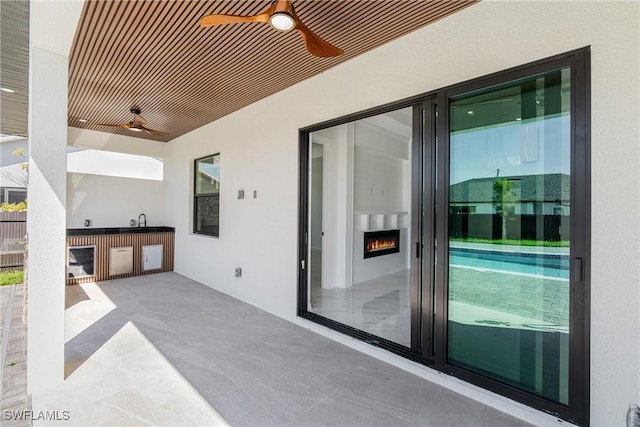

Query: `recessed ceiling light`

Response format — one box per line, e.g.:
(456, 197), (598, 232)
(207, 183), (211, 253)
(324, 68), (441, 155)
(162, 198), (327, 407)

(129, 127), (143, 132)
(516, 117), (522, 121)
(467, 110), (474, 115)
(1, 87), (15, 93)
(78, 119), (87, 123)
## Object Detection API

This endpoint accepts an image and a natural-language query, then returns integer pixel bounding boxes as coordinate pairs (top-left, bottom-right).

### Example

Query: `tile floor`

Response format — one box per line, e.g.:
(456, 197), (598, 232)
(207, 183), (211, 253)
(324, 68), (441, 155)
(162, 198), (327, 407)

(34, 272), (545, 426)
(310, 269), (411, 346)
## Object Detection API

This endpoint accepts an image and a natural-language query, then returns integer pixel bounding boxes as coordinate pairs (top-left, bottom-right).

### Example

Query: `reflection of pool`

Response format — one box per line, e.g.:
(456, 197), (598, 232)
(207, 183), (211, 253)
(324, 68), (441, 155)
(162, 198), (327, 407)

(450, 247), (569, 279)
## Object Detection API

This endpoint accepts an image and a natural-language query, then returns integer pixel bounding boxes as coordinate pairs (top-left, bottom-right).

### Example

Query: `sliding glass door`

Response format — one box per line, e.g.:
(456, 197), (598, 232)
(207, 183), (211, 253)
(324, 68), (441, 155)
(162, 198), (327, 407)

(299, 48), (589, 425)
(305, 106), (420, 349)
(446, 68), (571, 403)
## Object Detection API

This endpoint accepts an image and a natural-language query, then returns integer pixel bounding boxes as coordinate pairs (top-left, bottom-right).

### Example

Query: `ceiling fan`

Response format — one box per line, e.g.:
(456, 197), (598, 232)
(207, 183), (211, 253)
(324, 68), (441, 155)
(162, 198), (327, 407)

(97, 108), (169, 136)
(200, 0), (344, 58)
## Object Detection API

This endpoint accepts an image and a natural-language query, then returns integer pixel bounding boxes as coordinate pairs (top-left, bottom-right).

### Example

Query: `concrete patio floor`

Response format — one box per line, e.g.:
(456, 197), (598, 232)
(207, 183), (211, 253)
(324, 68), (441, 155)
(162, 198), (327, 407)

(31, 272), (564, 426)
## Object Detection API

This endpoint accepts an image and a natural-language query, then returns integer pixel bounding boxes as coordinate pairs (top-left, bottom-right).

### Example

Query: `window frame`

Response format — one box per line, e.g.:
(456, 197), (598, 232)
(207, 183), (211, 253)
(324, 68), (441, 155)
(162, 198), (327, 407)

(3, 187), (27, 204)
(193, 153), (221, 237)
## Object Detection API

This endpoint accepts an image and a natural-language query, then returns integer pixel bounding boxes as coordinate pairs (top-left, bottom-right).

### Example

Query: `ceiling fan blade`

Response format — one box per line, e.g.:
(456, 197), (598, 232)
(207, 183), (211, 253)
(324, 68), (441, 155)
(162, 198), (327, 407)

(200, 3), (275, 27)
(294, 20), (343, 57)
(139, 126), (170, 136)
(96, 123), (131, 130)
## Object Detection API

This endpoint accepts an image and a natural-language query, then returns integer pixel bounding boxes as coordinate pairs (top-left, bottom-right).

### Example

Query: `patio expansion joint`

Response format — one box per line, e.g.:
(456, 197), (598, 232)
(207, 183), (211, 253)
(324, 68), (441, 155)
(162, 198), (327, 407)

(284, 389), (340, 426)
(409, 387), (444, 424)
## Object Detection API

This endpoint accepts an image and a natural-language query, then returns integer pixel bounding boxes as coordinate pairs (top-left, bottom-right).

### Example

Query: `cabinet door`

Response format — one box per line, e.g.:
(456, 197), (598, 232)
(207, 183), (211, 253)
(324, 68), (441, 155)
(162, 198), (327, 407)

(143, 245), (163, 271)
(109, 246), (133, 276)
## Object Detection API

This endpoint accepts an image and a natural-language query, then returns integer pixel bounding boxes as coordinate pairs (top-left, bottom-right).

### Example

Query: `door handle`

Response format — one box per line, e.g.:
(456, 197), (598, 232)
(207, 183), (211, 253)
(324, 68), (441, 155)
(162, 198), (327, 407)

(573, 258), (583, 282)
(415, 242), (420, 258)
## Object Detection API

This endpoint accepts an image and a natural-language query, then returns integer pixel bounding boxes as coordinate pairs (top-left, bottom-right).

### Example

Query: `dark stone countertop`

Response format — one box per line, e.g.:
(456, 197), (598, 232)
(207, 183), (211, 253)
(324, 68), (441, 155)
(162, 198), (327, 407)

(67, 226), (175, 236)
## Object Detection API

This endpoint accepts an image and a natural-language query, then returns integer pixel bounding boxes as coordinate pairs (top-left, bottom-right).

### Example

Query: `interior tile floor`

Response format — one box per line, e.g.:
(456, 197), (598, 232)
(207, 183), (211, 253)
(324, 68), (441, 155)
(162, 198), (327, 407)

(310, 269), (411, 347)
(35, 272), (542, 426)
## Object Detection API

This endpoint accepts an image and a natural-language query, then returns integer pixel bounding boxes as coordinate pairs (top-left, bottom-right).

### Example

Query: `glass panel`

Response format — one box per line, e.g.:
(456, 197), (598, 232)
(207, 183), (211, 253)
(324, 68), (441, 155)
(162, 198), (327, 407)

(7, 189), (27, 204)
(68, 246), (95, 278)
(195, 195), (219, 236)
(308, 107), (413, 347)
(195, 154), (220, 236)
(447, 69), (571, 404)
(195, 154), (220, 195)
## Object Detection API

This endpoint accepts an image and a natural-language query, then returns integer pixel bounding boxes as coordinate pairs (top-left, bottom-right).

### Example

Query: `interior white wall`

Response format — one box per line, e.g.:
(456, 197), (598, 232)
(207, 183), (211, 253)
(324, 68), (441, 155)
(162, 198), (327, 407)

(353, 148), (404, 212)
(310, 154), (323, 251)
(67, 173), (165, 228)
(163, 2), (639, 424)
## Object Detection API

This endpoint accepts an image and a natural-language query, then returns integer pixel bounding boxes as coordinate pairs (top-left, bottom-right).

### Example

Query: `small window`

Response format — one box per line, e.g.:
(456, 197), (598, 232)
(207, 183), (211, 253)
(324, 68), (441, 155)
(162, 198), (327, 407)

(4, 188), (27, 204)
(194, 154), (220, 236)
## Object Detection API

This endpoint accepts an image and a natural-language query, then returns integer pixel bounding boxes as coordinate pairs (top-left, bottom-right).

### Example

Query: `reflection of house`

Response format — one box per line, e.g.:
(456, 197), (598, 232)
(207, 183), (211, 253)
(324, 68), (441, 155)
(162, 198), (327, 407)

(449, 173), (570, 216)
(198, 162), (220, 185)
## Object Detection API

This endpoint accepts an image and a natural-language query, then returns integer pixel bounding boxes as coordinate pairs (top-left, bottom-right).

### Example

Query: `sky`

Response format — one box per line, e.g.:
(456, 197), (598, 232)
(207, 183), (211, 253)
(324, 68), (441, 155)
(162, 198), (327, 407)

(450, 114), (571, 184)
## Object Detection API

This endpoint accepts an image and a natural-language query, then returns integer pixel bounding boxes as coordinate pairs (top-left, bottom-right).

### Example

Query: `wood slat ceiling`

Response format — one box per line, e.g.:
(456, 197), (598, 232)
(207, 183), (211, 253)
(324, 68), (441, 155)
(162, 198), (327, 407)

(68, 0), (478, 143)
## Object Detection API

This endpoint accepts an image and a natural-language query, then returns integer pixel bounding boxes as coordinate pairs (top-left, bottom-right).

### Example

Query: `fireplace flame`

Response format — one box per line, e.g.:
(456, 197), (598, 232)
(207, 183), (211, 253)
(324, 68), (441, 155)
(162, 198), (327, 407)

(367, 238), (397, 252)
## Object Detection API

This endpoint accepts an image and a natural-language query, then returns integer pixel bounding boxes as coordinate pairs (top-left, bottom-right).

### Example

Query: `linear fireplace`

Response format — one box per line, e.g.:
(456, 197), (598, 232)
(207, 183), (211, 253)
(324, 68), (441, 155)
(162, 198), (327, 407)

(364, 229), (400, 259)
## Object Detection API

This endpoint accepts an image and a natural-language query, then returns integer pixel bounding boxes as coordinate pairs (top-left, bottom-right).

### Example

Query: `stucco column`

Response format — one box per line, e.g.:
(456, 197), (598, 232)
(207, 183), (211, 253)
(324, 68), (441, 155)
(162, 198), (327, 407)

(27, 45), (68, 394)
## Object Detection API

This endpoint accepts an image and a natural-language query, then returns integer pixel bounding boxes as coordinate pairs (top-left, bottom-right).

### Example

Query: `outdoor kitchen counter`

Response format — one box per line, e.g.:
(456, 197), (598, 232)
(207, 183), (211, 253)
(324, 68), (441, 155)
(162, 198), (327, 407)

(66, 227), (175, 285)
(67, 226), (175, 236)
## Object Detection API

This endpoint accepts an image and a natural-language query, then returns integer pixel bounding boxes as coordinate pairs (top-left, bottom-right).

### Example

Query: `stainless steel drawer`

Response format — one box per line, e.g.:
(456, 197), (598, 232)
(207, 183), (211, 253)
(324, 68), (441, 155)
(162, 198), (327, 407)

(109, 246), (133, 276)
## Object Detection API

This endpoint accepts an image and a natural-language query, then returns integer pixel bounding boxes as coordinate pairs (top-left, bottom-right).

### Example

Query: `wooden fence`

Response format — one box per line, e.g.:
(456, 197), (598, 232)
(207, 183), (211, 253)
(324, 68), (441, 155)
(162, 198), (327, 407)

(449, 213), (569, 241)
(0, 211), (27, 269)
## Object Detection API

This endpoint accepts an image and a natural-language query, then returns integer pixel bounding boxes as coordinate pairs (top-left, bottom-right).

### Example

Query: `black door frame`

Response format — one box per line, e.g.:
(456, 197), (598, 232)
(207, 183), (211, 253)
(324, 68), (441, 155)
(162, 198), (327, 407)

(297, 47), (590, 426)
(298, 98), (430, 361)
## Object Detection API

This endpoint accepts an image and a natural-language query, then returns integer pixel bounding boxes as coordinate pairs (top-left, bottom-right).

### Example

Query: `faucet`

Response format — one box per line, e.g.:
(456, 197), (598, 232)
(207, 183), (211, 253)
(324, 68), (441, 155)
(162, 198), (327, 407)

(138, 213), (147, 228)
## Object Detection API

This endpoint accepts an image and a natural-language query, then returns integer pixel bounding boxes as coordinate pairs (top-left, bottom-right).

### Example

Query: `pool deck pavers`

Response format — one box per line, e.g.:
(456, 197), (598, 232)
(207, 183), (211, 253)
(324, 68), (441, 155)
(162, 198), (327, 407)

(450, 266), (569, 328)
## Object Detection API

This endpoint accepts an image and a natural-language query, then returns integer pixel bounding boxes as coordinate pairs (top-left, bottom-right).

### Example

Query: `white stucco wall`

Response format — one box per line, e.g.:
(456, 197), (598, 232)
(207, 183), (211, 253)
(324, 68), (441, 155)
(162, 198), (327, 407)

(66, 173), (165, 228)
(65, 127), (168, 228)
(162, 2), (639, 425)
(28, 0), (84, 397)
(27, 47), (69, 394)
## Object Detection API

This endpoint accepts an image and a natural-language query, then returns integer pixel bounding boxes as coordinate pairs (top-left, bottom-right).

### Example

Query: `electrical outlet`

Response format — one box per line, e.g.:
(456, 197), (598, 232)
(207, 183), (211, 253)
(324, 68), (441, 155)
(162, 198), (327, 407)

(130, 219), (136, 226)
(238, 190), (244, 199)
(253, 190), (257, 199)
(84, 219), (91, 227)
(235, 267), (242, 277)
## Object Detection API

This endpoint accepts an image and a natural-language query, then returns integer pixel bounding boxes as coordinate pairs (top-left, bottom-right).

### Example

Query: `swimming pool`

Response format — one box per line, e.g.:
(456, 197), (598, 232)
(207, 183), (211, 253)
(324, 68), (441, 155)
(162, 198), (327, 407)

(449, 247), (569, 279)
